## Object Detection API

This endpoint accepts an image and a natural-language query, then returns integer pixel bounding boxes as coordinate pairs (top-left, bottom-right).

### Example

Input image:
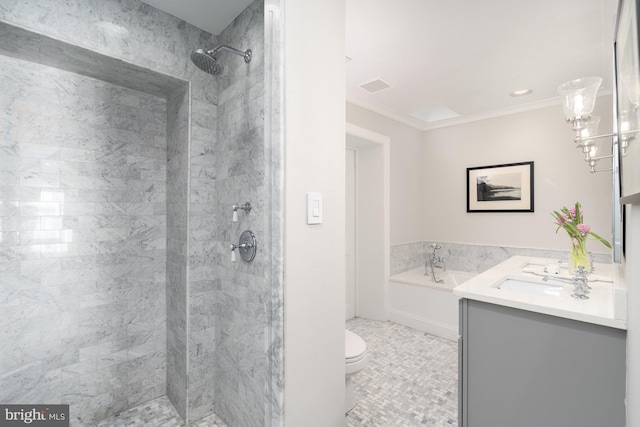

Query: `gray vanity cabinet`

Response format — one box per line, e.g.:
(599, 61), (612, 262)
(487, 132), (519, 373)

(459, 299), (626, 427)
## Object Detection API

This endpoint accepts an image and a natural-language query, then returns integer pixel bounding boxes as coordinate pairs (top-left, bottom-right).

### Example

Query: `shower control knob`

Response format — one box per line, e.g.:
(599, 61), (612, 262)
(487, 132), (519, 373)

(235, 230), (257, 262)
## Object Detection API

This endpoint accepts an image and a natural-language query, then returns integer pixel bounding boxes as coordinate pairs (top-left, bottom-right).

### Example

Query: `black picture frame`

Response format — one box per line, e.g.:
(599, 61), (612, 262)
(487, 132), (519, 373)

(615, 0), (640, 204)
(466, 161), (534, 213)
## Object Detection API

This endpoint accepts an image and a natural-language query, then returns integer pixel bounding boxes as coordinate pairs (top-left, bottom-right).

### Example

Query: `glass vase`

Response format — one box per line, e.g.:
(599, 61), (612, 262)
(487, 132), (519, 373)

(568, 244), (591, 275)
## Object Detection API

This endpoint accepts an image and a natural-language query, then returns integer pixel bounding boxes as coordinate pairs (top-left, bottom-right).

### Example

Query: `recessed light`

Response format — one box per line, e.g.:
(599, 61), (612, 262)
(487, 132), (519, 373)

(510, 89), (533, 97)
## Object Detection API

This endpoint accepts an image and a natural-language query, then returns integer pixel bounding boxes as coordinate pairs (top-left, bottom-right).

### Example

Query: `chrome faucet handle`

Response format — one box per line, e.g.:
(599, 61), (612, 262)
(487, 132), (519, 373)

(233, 202), (252, 213)
(571, 266), (590, 300)
(232, 202), (252, 222)
(430, 243), (441, 250)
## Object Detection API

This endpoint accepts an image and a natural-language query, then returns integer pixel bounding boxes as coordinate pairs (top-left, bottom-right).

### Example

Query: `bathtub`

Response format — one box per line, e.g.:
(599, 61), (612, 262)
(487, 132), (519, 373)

(388, 267), (476, 341)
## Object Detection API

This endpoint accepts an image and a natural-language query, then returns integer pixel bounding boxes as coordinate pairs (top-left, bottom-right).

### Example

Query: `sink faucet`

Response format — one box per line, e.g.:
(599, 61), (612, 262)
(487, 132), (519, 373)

(425, 243), (446, 283)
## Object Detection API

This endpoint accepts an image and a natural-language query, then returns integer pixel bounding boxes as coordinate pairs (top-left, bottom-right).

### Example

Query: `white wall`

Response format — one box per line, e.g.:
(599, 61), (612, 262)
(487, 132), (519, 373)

(346, 102), (424, 244)
(347, 98), (614, 252)
(283, 0), (346, 426)
(625, 204), (640, 425)
(422, 98), (614, 253)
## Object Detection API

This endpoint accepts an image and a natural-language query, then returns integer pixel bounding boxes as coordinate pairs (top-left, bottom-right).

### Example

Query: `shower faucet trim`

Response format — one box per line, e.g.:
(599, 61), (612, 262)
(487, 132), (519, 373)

(210, 45), (252, 63)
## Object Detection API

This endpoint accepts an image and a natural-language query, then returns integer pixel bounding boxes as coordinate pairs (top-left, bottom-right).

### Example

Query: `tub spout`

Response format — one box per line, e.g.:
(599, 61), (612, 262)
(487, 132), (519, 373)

(425, 243), (445, 283)
(429, 258), (445, 284)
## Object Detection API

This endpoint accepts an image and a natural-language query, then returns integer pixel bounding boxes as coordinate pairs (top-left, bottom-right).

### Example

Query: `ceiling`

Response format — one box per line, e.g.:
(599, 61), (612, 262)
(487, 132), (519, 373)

(141, 0), (619, 130)
(139, 0), (254, 36)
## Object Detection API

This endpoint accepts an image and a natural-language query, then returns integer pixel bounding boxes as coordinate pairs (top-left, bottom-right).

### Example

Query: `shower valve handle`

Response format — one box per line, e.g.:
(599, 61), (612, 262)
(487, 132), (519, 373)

(230, 230), (257, 263)
(232, 202), (252, 222)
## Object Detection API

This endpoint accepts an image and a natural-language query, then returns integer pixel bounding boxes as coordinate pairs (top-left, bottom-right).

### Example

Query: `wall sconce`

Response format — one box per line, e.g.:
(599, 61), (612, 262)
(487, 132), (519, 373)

(558, 76), (639, 173)
(618, 109), (638, 157)
(557, 76), (618, 173)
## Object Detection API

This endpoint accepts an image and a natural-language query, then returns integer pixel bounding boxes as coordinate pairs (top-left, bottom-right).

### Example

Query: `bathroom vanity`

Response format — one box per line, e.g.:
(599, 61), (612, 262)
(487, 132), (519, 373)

(454, 256), (627, 427)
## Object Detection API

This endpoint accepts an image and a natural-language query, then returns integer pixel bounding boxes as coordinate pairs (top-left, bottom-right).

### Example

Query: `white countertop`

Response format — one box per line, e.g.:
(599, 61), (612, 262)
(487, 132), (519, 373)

(452, 256), (627, 330)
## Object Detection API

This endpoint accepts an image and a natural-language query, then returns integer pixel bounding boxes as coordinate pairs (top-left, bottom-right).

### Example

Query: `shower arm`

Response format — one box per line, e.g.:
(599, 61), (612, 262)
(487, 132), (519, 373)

(209, 45), (252, 63)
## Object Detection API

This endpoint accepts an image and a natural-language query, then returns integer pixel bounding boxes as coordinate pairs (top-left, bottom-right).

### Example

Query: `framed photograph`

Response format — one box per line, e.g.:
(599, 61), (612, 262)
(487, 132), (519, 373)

(467, 161), (534, 213)
(615, 0), (640, 204)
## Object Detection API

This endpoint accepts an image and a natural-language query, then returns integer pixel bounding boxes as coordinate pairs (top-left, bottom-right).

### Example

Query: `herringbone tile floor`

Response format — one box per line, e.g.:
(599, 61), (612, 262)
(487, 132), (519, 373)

(346, 318), (458, 426)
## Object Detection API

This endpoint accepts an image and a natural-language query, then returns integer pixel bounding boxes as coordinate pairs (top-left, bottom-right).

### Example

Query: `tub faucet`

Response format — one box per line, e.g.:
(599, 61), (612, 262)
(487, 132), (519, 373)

(425, 243), (446, 283)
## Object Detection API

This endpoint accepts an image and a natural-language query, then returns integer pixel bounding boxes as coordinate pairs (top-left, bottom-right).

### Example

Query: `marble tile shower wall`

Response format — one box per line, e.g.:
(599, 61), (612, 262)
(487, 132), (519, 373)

(0, 55), (167, 424)
(213, 3), (268, 427)
(390, 241), (612, 275)
(166, 86), (191, 421)
(187, 82), (218, 421)
(0, 1), (281, 427)
(0, 0), (215, 79)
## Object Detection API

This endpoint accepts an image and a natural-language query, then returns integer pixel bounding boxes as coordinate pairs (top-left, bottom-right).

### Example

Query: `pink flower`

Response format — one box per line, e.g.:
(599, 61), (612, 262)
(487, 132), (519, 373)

(577, 224), (591, 236)
(568, 206), (582, 219)
(552, 203), (611, 250)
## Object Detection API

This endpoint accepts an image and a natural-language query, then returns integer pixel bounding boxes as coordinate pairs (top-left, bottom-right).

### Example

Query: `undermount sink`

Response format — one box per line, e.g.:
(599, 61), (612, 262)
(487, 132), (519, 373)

(495, 277), (564, 298)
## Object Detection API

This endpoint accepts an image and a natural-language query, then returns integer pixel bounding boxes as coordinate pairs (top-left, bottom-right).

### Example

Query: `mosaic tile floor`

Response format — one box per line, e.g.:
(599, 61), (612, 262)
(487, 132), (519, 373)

(93, 396), (227, 427)
(94, 318), (457, 426)
(346, 317), (459, 427)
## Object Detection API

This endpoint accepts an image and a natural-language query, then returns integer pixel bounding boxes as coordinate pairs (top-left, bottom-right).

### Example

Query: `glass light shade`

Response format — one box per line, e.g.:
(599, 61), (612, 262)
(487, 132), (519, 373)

(619, 109), (638, 134)
(579, 115), (600, 140)
(620, 110), (639, 156)
(557, 76), (602, 120)
(621, 66), (640, 109)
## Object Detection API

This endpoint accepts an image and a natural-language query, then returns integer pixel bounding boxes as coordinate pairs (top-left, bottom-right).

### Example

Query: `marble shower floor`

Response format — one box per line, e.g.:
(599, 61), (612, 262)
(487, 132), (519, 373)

(93, 318), (457, 426)
(93, 396), (227, 427)
(346, 317), (459, 426)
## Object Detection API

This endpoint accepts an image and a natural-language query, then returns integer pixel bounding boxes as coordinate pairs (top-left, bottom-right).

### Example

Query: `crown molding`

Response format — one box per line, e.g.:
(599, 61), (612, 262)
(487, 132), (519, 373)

(346, 96), (427, 130)
(347, 90), (613, 132)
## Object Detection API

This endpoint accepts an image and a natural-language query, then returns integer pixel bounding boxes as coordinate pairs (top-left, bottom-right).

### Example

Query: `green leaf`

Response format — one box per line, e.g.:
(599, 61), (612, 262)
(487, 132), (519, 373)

(588, 231), (612, 248)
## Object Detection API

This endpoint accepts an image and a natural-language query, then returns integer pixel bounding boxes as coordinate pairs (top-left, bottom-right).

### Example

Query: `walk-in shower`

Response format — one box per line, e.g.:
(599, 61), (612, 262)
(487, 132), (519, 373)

(0, 0), (275, 424)
(190, 45), (252, 75)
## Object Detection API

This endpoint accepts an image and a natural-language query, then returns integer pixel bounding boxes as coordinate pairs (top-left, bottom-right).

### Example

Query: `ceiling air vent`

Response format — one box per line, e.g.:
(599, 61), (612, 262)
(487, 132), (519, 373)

(360, 78), (391, 93)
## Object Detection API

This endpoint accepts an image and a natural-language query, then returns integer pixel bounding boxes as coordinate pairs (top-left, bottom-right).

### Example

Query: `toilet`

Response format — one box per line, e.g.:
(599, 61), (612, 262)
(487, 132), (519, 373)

(345, 329), (368, 413)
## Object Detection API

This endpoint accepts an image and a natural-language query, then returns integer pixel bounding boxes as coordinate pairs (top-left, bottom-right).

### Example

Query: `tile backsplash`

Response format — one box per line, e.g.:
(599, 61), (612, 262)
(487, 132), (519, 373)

(391, 241), (612, 275)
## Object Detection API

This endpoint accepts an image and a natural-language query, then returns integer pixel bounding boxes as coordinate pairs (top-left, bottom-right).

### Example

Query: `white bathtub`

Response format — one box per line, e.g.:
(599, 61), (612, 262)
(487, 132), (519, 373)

(388, 267), (476, 341)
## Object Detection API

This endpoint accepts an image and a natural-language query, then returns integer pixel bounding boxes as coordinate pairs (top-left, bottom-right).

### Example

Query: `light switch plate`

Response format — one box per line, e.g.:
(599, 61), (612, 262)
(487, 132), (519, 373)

(307, 192), (323, 224)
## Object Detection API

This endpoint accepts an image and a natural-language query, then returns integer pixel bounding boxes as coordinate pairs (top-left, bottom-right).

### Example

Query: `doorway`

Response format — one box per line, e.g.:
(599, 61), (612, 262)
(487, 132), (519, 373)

(345, 123), (390, 321)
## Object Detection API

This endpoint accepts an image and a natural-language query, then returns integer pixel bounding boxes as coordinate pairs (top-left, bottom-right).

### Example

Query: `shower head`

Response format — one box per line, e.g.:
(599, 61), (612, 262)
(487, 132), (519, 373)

(190, 44), (252, 75)
(190, 49), (223, 75)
